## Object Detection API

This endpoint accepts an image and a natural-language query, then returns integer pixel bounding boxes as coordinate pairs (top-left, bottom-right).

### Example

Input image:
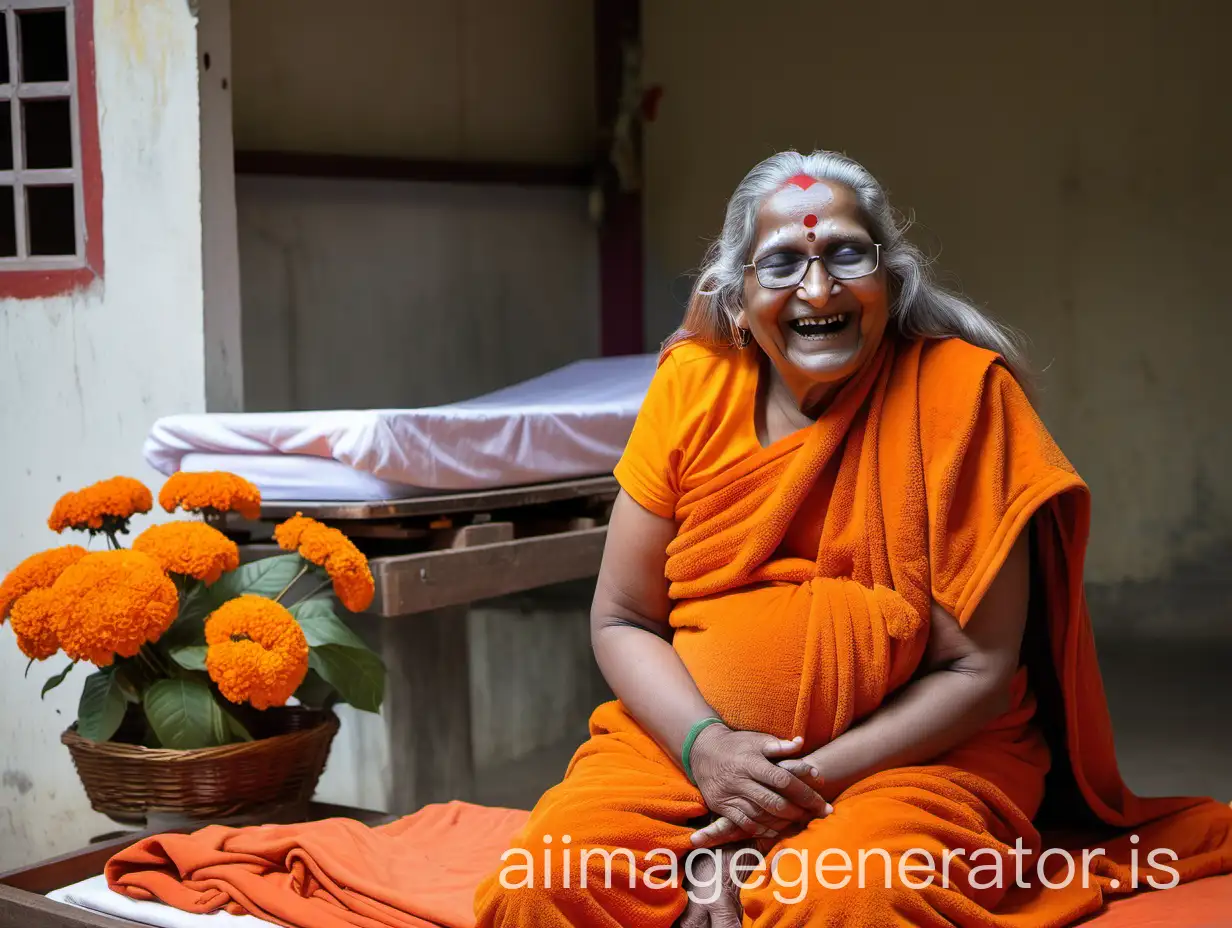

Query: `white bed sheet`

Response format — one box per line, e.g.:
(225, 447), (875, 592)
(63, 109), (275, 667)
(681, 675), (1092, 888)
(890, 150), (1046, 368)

(178, 453), (426, 502)
(48, 874), (267, 928)
(144, 355), (656, 501)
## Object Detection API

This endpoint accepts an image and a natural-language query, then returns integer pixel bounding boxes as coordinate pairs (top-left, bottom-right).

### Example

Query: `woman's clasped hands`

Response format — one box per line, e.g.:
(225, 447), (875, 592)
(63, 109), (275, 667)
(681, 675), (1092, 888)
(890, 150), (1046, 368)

(687, 722), (833, 848)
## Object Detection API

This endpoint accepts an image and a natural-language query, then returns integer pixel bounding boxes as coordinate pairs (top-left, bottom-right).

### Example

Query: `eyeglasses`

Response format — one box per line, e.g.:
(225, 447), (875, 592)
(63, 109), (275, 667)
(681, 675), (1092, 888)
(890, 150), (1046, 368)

(743, 242), (881, 290)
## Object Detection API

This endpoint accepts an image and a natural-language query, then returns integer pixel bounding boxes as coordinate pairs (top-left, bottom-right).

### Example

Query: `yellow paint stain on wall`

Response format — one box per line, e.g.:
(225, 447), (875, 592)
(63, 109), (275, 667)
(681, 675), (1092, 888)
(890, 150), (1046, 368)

(96, 0), (190, 114)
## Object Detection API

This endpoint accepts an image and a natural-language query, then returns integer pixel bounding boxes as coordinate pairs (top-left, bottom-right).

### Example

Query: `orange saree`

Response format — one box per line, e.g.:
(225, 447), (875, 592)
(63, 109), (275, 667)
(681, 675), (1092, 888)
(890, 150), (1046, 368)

(473, 335), (1232, 926)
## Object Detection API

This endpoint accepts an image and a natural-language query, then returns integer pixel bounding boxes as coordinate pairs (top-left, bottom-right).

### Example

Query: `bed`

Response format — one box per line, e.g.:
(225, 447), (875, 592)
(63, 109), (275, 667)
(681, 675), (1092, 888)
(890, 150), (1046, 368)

(3, 805), (1231, 928)
(144, 354), (658, 501)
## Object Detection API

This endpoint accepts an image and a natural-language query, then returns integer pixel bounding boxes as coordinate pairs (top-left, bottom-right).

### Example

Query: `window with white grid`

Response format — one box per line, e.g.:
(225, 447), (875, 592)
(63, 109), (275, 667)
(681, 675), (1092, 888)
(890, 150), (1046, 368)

(0, 0), (86, 269)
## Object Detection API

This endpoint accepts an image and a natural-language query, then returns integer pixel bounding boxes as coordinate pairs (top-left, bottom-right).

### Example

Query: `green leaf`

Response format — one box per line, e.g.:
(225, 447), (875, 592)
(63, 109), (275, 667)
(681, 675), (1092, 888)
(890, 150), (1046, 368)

(168, 645), (208, 671)
(223, 709), (254, 742)
(309, 645), (385, 713)
(25, 658), (34, 679)
(114, 666), (142, 704)
(143, 679), (229, 749)
(77, 669), (127, 742)
(41, 662), (75, 699)
(292, 668), (336, 708)
(291, 598), (368, 650)
(211, 554), (304, 602)
(159, 585), (218, 650)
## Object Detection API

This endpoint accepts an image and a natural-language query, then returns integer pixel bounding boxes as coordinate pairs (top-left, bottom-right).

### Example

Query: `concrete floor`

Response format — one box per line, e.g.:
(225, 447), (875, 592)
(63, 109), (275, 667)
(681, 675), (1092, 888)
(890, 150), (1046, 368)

(474, 639), (1232, 812)
(1096, 637), (1232, 803)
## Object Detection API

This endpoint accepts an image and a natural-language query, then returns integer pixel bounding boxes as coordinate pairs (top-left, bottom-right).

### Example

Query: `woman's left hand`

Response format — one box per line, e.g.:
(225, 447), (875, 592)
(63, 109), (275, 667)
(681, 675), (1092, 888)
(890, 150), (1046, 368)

(690, 757), (828, 847)
(678, 842), (755, 927)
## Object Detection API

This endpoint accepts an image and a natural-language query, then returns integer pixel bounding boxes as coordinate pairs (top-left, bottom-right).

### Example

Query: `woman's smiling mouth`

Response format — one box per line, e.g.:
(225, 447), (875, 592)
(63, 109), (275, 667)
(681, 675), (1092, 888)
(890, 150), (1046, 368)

(787, 312), (853, 340)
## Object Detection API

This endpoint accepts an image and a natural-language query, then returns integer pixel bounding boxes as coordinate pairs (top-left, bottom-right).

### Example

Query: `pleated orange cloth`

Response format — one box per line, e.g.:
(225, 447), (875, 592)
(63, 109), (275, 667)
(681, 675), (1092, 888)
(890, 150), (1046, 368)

(473, 335), (1232, 926)
(107, 801), (529, 928)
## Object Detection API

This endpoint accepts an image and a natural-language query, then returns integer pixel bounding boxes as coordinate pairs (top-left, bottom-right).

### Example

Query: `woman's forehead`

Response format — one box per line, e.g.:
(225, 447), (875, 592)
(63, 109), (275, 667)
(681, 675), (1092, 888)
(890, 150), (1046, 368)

(757, 180), (863, 235)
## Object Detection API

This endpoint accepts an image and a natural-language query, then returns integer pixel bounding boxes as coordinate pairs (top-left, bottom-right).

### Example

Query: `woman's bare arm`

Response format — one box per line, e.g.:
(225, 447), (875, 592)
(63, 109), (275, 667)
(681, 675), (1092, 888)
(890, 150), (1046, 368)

(589, 490), (719, 758)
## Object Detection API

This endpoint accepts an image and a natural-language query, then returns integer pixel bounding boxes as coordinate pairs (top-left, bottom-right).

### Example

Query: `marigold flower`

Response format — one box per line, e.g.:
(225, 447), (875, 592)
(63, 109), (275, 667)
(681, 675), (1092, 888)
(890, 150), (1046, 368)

(0, 545), (87, 623)
(274, 514), (374, 612)
(9, 588), (61, 660)
(205, 595), (309, 710)
(271, 513), (314, 549)
(133, 521), (240, 586)
(159, 471), (262, 520)
(48, 476), (153, 535)
(51, 550), (178, 666)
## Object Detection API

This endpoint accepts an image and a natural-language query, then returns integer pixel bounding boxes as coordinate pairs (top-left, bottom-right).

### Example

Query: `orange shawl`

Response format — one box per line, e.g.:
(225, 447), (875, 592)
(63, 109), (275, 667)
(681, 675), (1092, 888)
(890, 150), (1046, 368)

(473, 335), (1232, 926)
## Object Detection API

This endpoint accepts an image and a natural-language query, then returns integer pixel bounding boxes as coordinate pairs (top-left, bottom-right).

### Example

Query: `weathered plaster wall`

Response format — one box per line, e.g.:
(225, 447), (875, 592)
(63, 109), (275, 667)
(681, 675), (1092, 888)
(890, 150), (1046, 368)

(236, 175), (598, 412)
(0, 0), (206, 868)
(642, 1), (1232, 634)
(230, 0), (599, 411)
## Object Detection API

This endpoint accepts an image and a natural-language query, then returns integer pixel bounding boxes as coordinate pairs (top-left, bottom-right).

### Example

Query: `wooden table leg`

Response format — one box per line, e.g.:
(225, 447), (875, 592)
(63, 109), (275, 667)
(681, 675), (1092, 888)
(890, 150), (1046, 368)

(381, 607), (475, 813)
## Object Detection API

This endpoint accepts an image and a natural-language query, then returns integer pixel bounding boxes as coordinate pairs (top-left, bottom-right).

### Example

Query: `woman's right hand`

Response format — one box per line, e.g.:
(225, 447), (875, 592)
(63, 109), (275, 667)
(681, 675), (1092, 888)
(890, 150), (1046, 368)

(688, 723), (832, 842)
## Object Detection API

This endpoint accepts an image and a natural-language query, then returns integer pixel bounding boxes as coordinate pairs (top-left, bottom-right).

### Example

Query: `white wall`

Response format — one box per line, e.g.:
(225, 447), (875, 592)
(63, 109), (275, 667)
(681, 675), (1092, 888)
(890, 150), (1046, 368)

(642, 1), (1232, 616)
(0, 0), (205, 868)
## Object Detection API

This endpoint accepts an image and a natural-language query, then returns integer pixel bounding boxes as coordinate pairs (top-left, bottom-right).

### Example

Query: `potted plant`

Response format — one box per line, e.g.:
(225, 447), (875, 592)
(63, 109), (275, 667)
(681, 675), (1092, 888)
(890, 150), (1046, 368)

(0, 472), (385, 824)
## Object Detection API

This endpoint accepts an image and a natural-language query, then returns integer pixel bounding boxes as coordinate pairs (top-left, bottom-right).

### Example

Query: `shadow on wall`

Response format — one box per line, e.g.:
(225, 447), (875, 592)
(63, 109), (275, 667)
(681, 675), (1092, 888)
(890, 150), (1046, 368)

(1086, 540), (1232, 642)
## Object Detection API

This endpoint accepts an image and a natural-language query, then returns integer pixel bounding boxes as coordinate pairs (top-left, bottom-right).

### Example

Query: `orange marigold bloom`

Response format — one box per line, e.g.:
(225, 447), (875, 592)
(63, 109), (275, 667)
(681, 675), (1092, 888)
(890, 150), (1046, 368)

(159, 471), (262, 520)
(9, 588), (61, 660)
(48, 476), (153, 534)
(0, 545), (87, 623)
(205, 595), (309, 710)
(133, 521), (240, 586)
(274, 514), (374, 612)
(51, 550), (178, 666)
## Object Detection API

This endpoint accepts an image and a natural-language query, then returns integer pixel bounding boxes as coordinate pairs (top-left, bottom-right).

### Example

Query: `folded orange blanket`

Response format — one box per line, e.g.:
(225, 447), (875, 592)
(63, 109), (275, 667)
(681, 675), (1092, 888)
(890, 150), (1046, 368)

(107, 801), (529, 928)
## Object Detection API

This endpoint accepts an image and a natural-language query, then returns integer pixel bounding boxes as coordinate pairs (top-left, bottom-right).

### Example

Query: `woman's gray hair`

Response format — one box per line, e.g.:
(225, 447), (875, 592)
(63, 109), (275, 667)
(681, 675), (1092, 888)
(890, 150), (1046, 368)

(666, 150), (1028, 380)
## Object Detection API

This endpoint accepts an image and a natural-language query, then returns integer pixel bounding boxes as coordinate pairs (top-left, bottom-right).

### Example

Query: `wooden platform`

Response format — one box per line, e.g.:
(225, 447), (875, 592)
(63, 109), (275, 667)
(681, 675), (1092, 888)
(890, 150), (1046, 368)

(225, 476), (617, 617)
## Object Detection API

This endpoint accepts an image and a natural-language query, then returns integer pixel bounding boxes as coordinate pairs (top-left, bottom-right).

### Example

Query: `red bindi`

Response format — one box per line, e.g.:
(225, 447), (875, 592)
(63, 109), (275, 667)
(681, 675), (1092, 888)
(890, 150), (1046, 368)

(803, 213), (818, 228)
(785, 173), (817, 190)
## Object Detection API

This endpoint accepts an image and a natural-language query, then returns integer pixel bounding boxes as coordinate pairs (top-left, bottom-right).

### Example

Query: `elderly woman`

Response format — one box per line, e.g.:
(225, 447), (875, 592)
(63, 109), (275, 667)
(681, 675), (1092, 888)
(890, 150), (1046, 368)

(474, 151), (1232, 927)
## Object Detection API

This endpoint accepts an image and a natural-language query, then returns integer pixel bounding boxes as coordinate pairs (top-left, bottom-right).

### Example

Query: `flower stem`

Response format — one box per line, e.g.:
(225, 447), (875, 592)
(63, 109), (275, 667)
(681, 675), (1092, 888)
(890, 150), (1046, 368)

(132, 646), (161, 683)
(293, 577), (334, 608)
(274, 564), (310, 604)
(140, 643), (172, 679)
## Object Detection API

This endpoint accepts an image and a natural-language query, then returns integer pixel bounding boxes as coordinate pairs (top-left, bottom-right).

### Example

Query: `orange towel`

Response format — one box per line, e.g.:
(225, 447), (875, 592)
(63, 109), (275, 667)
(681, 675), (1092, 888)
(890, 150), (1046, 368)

(474, 336), (1232, 926)
(107, 801), (528, 928)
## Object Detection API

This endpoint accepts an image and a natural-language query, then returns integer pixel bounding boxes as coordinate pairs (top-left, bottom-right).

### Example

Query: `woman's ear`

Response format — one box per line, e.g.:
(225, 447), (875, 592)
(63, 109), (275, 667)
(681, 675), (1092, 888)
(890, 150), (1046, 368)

(733, 308), (749, 331)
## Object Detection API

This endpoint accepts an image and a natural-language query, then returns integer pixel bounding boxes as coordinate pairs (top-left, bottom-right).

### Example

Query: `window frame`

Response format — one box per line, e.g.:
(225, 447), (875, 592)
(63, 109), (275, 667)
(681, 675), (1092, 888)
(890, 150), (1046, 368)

(0, 0), (102, 299)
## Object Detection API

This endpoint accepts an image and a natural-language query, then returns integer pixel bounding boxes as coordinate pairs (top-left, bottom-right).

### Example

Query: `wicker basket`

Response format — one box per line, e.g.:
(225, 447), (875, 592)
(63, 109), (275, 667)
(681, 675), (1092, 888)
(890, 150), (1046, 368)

(62, 707), (339, 825)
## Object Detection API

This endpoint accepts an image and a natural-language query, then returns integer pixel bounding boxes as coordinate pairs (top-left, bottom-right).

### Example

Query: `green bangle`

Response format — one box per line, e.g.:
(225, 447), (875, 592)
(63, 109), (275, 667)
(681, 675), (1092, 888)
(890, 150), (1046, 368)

(681, 717), (724, 784)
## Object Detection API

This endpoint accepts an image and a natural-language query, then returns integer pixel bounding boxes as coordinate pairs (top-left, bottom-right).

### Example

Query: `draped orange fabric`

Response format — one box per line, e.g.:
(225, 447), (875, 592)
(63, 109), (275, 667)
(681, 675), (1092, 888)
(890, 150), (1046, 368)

(106, 802), (529, 928)
(474, 335), (1232, 926)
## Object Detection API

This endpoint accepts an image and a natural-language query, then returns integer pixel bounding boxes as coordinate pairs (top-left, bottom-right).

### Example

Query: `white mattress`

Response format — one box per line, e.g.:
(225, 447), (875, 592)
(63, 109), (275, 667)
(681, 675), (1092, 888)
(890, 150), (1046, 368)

(48, 874), (267, 927)
(144, 354), (657, 501)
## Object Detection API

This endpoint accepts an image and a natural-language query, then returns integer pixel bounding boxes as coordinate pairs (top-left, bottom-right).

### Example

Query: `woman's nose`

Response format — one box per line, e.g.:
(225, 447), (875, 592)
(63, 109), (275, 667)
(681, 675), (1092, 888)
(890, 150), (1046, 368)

(796, 258), (835, 308)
